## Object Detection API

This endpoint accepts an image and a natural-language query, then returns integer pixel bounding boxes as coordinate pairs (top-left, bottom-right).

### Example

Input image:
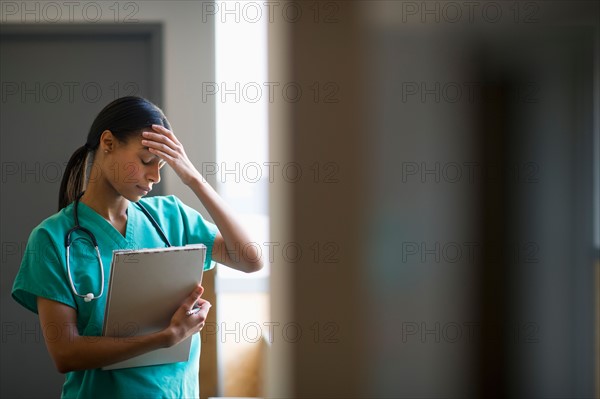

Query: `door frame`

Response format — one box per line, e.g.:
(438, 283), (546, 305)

(0, 23), (163, 106)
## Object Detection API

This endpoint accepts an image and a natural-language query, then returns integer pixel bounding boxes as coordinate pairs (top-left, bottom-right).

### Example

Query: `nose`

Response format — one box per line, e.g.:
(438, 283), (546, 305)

(146, 163), (161, 185)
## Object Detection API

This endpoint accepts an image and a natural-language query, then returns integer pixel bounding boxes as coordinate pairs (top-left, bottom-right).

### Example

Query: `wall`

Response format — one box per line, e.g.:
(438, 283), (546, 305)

(1, 0), (216, 206)
(1, 1), (217, 397)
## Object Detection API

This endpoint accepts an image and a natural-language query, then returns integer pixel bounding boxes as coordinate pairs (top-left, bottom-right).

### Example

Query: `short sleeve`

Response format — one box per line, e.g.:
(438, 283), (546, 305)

(12, 227), (76, 314)
(172, 196), (219, 271)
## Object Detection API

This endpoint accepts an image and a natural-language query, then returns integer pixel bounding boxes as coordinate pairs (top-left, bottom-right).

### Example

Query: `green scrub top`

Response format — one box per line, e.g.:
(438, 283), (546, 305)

(12, 195), (218, 399)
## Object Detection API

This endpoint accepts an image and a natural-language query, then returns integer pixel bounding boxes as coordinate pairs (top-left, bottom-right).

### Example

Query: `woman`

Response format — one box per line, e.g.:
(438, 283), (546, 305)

(11, 96), (262, 398)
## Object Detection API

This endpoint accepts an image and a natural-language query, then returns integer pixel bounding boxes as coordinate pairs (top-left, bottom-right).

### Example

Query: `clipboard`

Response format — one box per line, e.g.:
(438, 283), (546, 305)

(101, 244), (206, 370)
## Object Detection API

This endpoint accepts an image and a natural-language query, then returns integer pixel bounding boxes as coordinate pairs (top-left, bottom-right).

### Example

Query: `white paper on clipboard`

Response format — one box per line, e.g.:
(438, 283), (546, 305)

(101, 244), (206, 370)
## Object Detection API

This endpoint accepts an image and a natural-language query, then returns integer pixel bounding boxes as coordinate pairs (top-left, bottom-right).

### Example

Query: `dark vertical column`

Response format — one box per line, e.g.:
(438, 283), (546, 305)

(478, 78), (512, 398)
(287, 2), (370, 397)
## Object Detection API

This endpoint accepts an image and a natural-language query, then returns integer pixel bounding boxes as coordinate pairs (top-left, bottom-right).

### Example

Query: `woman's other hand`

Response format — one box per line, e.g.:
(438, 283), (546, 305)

(165, 284), (211, 347)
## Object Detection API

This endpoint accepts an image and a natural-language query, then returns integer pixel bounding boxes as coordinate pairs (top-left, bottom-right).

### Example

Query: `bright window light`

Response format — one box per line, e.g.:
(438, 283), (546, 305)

(214, 6), (270, 396)
(215, 6), (269, 281)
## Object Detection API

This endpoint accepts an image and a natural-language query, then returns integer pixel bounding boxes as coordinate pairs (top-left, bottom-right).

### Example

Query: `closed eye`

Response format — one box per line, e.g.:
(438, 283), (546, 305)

(140, 157), (166, 168)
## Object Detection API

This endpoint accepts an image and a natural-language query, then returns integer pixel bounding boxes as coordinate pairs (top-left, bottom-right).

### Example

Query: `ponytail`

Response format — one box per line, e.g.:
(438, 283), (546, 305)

(58, 145), (90, 211)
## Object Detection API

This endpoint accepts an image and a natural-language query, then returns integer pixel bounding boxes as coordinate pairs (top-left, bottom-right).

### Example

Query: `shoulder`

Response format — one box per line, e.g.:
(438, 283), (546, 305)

(13, 206), (78, 314)
(27, 205), (74, 247)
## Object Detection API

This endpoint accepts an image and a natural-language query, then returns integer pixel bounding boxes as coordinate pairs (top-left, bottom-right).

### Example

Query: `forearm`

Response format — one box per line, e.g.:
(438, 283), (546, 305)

(38, 287), (207, 374)
(51, 328), (173, 373)
(141, 125), (262, 272)
(187, 174), (263, 272)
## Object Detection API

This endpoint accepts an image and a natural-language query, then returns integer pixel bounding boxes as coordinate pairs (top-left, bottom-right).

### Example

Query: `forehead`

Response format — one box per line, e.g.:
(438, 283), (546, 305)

(128, 129), (162, 150)
(124, 134), (150, 151)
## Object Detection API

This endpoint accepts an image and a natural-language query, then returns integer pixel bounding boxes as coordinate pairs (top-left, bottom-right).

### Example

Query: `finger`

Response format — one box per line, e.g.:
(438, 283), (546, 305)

(148, 147), (175, 163)
(141, 134), (179, 155)
(145, 142), (178, 159)
(191, 286), (207, 309)
(142, 134), (179, 154)
(196, 298), (211, 308)
(151, 124), (170, 135)
(142, 130), (173, 143)
(189, 300), (212, 317)
(152, 124), (182, 146)
(183, 285), (204, 309)
(190, 306), (211, 323)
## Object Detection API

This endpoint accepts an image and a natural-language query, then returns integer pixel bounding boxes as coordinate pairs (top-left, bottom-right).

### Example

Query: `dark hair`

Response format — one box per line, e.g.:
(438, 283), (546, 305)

(58, 96), (171, 210)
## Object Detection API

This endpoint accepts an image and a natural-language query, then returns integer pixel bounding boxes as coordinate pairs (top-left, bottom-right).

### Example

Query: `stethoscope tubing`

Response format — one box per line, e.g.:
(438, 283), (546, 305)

(66, 191), (171, 302)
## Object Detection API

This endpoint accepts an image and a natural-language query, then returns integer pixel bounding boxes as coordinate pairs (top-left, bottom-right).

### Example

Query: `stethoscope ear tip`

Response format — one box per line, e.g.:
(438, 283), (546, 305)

(84, 293), (94, 302)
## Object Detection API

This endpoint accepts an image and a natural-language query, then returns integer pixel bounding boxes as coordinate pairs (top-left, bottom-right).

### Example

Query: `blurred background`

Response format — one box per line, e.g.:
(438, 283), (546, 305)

(1, 1), (598, 398)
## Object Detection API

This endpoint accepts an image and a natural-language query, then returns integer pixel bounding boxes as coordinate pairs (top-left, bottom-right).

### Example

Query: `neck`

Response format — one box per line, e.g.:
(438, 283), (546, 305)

(80, 181), (129, 223)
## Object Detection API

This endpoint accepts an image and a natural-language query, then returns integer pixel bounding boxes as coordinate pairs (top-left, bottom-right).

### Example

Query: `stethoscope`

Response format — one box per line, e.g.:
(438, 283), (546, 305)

(65, 191), (171, 302)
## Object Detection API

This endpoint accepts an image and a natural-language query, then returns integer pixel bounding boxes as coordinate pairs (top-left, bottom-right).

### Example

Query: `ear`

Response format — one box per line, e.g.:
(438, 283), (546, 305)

(99, 130), (116, 152)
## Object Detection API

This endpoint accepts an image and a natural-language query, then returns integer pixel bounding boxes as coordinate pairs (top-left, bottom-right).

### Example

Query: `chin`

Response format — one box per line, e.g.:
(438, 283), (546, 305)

(120, 190), (143, 202)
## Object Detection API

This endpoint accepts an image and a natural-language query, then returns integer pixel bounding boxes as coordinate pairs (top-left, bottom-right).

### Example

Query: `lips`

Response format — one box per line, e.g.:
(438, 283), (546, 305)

(137, 185), (151, 193)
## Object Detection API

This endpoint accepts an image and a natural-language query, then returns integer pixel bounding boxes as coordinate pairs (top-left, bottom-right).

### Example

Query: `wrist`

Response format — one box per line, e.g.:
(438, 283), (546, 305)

(160, 326), (179, 348)
(187, 172), (211, 191)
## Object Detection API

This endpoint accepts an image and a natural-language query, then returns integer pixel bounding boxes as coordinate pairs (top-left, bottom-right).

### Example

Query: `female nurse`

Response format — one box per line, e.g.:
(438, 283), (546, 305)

(11, 96), (263, 398)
